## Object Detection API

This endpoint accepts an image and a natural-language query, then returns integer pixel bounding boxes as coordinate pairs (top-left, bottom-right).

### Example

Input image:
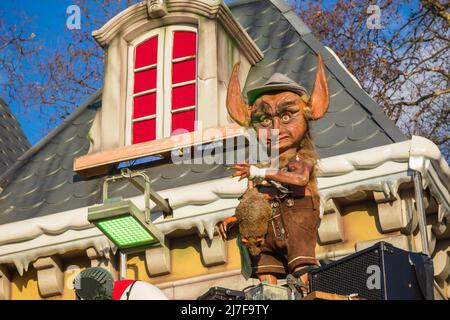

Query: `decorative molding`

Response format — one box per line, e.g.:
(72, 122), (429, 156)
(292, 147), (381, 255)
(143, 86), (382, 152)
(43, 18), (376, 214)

(215, 3), (263, 65)
(355, 235), (411, 252)
(433, 249), (450, 282)
(200, 234), (227, 267)
(374, 189), (420, 235)
(414, 225), (436, 254)
(409, 136), (450, 223)
(343, 190), (368, 201)
(318, 199), (344, 244)
(318, 136), (449, 226)
(0, 265), (11, 300)
(374, 191), (404, 233)
(145, 240), (171, 276)
(432, 221), (449, 238)
(86, 247), (118, 278)
(92, 2), (147, 46)
(373, 190), (397, 203)
(0, 226), (116, 277)
(32, 256), (64, 298)
(400, 190), (419, 235)
(92, 0), (263, 65)
(431, 215), (450, 239)
(319, 172), (412, 219)
(317, 139), (411, 177)
(146, 0), (168, 19)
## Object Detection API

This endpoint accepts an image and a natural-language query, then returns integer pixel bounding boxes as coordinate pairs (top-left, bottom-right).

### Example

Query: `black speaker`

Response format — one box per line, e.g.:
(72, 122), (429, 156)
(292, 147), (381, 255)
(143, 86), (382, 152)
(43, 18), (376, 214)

(309, 241), (434, 300)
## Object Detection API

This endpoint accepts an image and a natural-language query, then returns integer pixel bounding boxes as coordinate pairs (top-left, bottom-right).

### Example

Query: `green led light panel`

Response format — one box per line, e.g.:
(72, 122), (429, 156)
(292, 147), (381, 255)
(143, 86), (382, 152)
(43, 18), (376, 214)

(96, 216), (155, 249)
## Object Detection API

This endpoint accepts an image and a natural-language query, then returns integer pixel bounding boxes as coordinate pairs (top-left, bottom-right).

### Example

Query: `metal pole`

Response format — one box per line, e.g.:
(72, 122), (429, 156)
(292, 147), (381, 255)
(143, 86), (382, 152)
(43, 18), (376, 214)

(120, 252), (127, 280)
(412, 171), (430, 256)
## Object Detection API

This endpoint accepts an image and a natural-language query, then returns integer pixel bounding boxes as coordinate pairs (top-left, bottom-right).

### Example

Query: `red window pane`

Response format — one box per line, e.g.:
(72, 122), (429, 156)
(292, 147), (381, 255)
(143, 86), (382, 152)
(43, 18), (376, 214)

(172, 31), (197, 59)
(172, 109), (195, 134)
(133, 119), (156, 144)
(172, 84), (196, 110)
(133, 93), (157, 119)
(135, 36), (158, 69)
(172, 59), (196, 84)
(134, 68), (157, 93)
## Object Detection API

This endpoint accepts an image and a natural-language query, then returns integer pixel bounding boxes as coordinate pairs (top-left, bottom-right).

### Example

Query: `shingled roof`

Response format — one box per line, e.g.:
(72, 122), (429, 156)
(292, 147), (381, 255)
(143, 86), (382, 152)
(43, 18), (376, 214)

(0, 98), (30, 173)
(231, 0), (406, 157)
(0, 0), (406, 225)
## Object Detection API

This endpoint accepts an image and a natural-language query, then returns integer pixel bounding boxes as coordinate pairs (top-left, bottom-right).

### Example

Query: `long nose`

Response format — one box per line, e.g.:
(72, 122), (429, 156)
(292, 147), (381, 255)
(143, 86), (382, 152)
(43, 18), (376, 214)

(272, 117), (280, 130)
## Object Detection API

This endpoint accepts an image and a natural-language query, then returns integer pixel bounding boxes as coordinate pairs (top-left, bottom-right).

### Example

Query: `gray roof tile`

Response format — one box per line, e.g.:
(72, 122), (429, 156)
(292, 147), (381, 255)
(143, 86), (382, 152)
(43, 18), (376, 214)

(0, 0), (406, 225)
(230, 0), (406, 157)
(0, 98), (30, 172)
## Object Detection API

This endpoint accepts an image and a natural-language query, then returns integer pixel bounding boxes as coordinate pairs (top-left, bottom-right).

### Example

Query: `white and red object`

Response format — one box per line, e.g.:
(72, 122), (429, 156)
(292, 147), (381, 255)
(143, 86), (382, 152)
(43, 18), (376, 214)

(112, 280), (168, 300)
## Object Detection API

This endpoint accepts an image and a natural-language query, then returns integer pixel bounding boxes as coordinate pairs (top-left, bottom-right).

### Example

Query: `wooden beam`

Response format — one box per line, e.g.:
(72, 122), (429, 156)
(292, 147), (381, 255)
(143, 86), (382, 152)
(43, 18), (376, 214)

(74, 124), (244, 177)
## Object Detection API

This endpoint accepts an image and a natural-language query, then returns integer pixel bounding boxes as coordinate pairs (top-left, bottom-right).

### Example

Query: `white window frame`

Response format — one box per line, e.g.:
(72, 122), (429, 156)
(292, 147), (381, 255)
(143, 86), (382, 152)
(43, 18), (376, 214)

(125, 25), (198, 145)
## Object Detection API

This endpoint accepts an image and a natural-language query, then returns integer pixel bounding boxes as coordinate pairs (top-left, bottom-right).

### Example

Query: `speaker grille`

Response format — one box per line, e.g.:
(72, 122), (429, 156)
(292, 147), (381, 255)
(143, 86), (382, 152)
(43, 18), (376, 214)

(310, 248), (383, 300)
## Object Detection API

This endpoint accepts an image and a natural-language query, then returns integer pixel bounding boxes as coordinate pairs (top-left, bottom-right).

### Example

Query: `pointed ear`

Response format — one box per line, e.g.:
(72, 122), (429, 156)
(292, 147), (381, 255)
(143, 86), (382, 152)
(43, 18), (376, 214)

(308, 54), (329, 120)
(226, 62), (251, 127)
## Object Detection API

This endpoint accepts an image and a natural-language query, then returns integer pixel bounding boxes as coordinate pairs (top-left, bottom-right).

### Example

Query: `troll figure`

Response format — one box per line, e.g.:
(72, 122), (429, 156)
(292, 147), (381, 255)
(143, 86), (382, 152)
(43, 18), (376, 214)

(218, 55), (329, 286)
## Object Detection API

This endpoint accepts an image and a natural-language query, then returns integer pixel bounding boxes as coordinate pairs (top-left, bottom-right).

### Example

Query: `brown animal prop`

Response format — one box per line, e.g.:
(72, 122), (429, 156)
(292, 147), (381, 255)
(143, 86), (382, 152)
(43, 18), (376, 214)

(218, 55), (329, 286)
(235, 187), (272, 256)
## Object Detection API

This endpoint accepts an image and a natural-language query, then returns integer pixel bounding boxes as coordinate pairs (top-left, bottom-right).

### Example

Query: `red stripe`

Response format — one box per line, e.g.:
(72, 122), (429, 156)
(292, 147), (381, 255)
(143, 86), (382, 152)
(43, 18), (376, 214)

(112, 280), (135, 300)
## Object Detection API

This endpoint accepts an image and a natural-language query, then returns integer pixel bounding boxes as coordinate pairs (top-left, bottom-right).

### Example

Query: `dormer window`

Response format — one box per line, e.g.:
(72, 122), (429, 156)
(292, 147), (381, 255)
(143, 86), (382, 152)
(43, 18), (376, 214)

(76, 1), (264, 176)
(128, 26), (198, 145)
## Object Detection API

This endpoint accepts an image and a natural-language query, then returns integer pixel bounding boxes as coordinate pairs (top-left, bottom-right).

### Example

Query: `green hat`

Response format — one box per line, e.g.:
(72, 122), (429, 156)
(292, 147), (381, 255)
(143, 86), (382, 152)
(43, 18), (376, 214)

(247, 73), (308, 105)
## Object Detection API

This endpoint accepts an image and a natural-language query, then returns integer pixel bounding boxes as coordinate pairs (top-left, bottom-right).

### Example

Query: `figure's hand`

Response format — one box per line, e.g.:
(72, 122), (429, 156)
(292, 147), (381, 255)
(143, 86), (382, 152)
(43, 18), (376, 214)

(217, 216), (238, 240)
(230, 162), (250, 181)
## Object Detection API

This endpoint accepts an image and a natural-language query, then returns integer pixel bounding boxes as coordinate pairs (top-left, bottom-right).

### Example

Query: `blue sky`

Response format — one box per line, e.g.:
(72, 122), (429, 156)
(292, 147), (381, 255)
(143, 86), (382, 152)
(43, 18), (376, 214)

(1, 0), (82, 144)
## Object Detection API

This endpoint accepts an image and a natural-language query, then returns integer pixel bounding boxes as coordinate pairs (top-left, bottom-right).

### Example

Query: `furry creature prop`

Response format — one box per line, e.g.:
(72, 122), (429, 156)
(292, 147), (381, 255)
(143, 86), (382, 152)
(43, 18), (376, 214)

(235, 187), (272, 255)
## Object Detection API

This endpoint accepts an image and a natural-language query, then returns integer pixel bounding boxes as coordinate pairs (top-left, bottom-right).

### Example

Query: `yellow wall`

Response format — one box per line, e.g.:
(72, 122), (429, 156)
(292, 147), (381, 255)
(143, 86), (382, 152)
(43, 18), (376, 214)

(5, 201), (419, 300)
(10, 255), (91, 300)
(127, 229), (241, 284)
(316, 200), (400, 254)
(10, 268), (41, 300)
(61, 256), (92, 300)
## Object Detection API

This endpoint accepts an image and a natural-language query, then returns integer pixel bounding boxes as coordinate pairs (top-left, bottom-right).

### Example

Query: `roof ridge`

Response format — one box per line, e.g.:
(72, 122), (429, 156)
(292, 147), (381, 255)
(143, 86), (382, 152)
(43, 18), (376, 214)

(0, 89), (102, 189)
(268, 0), (294, 14)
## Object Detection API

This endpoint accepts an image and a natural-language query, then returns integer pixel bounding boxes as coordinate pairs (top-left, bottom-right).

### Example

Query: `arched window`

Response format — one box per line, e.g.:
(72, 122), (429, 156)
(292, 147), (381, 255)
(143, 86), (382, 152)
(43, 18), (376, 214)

(127, 26), (198, 145)
(82, 0), (263, 160)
